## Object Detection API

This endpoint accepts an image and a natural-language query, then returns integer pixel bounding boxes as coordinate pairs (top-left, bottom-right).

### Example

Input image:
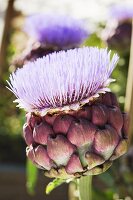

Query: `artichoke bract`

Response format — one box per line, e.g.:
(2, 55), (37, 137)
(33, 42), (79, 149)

(7, 47), (129, 179)
(23, 92), (128, 179)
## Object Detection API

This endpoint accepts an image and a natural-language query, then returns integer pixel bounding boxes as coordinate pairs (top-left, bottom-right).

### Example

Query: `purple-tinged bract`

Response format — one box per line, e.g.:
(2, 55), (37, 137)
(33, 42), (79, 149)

(7, 47), (118, 114)
(24, 14), (88, 48)
(24, 93), (129, 178)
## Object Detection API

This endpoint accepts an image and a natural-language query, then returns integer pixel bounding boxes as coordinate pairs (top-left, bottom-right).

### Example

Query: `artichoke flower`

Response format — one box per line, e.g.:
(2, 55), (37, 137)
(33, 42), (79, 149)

(106, 21), (131, 54)
(7, 47), (128, 179)
(14, 14), (88, 66)
(103, 3), (133, 54)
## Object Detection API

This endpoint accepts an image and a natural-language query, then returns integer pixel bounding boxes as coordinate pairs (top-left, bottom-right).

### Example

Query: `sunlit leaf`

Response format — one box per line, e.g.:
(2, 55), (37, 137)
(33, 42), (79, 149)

(84, 33), (106, 48)
(46, 178), (66, 194)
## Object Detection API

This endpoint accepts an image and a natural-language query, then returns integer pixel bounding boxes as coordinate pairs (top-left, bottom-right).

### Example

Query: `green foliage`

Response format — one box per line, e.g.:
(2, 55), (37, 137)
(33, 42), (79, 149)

(0, 86), (26, 163)
(84, 33), (106, 48)
(110, 54), (129, 110)
(92, 188), (114, 200)
(26, 159), (38, 195)
(92, 170), (116, 200)
(98, 172), (115, 188)
(46, 178), (66, 194)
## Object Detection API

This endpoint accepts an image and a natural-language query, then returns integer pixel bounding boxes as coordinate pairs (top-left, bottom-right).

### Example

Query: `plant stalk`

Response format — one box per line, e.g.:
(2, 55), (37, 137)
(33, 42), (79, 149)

(78, 176), (92, 200)
(124, 19), (133, 143)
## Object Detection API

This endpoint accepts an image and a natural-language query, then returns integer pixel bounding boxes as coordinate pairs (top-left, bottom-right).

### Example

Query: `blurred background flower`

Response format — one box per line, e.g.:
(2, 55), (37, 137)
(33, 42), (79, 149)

(102, 2), (133, 55)
(24, 14), (88, 48)
(12, 13), (88, 67)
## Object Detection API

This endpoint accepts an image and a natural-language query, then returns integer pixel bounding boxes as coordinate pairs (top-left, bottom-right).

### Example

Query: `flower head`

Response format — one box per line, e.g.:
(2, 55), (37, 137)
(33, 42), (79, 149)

(24, 14), (88, 48)
(109, 3), (133, 21)
(8, 47), (129, 179)
(8, 47), (118, 115)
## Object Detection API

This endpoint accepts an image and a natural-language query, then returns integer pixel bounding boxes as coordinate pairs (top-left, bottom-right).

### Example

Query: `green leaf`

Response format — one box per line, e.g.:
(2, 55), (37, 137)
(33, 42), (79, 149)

(26, 158), (38, 195)
(46, 178), (66, 194)
(83, 33), (106, 48)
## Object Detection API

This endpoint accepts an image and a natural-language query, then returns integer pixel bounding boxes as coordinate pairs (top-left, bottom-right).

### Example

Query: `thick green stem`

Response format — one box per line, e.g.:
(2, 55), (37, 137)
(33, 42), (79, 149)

(78, 176), (92, 200)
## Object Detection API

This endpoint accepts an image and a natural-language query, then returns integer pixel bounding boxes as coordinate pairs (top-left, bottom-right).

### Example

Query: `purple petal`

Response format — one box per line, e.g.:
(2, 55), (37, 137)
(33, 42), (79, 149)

(34, 145), (53, 170)
(65, 154), (83, 174)
(76, 106), (92, 120)
(110, 139), (128, 160)
(26, 113), (42, 129)
(110, 92), (119, 107)
(23, 123), (34, 145)
(92, 104), (107, 126)
(94, 125), (119, 159)
(67, 118), (96, 147)
(102, 92), (119, 107)
(26, 147), (35, 162)
(33, 122), (54, 145)
(47, 135), (76, 166)
(102, 92), (112, 106)
(43, 114), (57, 126)
(53, 114), (74, 134)
(85, 152), (104, 169)
(108, 106), (123, 134)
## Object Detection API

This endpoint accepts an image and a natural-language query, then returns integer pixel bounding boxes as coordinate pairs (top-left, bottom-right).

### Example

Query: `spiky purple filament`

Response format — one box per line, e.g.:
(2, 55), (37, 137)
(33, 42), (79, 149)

(7, 47), (119, 113)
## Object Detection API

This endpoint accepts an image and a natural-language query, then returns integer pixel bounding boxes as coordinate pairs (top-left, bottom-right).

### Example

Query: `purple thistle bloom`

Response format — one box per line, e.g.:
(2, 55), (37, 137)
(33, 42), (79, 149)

(7, 47), (118, 115)
(109, 3), (133, 21)
(8, 47), (129, 178)
(24, 14), (89, 48)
